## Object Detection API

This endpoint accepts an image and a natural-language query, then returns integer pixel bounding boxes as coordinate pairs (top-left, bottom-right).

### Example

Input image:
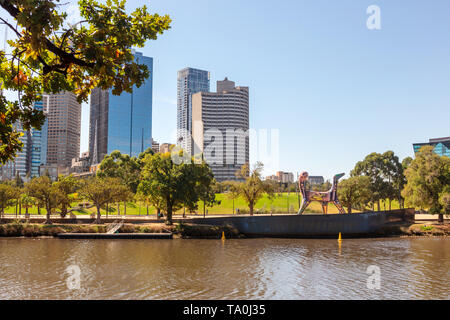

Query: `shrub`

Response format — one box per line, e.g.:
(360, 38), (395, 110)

(120, 224), (136, 233)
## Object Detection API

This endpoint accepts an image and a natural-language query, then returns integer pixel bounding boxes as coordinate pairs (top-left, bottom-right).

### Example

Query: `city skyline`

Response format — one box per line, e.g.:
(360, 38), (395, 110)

(1, 0), (449, 180)
(79, 0), (450, 180)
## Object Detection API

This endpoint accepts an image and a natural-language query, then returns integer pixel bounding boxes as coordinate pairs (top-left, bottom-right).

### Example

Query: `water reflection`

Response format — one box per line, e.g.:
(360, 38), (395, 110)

(0, 238), (448, 300)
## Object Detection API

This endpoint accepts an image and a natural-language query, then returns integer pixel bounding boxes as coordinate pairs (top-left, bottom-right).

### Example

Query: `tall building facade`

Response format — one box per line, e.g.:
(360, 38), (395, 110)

(192, 78), (249, 182)
(0, 122), (31, 180)
(177, 68), (210, 155)
(30, 99), (48, 177)
(45, 91), (81, 168)
(413, 137), (450, 157)
(89, 51), (153, 164)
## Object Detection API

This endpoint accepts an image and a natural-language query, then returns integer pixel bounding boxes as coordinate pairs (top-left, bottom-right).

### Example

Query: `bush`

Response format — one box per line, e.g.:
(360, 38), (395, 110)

(22, 224), (41, 237)
(177, 223), (242, 239)
(120, 224), (136, 233)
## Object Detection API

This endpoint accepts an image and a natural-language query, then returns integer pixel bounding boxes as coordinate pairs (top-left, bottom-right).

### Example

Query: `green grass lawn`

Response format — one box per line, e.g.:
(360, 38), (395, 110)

(4, 193), (403, 216)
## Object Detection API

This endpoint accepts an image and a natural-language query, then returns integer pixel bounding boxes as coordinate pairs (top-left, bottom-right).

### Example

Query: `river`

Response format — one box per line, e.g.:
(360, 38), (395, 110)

(0, 238), (448, 300)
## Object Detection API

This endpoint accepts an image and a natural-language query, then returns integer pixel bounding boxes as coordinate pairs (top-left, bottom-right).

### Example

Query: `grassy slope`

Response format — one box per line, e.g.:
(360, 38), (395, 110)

(4, 193), (402, 216)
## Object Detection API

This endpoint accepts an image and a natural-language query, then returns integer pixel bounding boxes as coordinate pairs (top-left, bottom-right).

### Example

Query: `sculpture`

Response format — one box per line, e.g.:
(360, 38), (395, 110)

(298, 172), (346, 214)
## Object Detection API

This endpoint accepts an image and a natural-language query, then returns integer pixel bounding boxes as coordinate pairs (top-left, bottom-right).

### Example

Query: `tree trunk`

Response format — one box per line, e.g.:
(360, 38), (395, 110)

(348, 206), (352, 214)
(96, 205), (102, 224)
(124, 202), (127, 215)
(249, 202), (254, 216)
(26, 207), (28, 214)
(166, 205), (173, 225)
(203, 202), (206, 218)
(37, 204), (40, 215)
(146, 204), (149, 216)
(438, 214), (444, 224)
(45, 205), (52, 224)
(19, 203), (21, 215)
(389, 199), (392, 211)
(106, 203), (109, 219)
(232, 199), (235, 215)
(117, 203), (120, 215)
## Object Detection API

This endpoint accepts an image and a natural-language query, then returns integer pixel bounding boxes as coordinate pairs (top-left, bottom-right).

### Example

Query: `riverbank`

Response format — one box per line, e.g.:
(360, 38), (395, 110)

(0, 222), (243, 239)
(0, 220), (448, 239)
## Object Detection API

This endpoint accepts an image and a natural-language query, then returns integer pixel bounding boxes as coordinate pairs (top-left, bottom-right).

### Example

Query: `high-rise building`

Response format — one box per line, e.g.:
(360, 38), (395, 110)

(160, 143), (175, 154)
(266, 171), (295, 184)
(192, 78), (249, 182)
(413, 137), (450, 157)
(30, 99), (48, 177)
(89, 51), (153, 164)
(177, 68), (210, 155)
(0, 122), (31, 180)
(45, 91), (81, 168)
(151, 138), (160, 153)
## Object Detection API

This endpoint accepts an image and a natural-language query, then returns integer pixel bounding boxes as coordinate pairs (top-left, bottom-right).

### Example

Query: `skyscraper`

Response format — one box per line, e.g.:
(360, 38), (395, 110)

(89, 51), (153, 164)
(192, 78), (249, 182)
(45, 91), (81, 168)
(0, 122), (31, 180)
(30, 98), (48, 177)
(177, 68), (210, 155)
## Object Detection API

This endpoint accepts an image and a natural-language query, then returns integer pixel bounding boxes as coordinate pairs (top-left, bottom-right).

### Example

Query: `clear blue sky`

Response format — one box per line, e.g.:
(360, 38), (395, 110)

(4, 0), (450, 180)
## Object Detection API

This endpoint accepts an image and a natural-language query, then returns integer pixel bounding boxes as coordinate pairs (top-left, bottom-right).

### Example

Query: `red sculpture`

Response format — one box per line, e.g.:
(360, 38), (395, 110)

(298, 172), (346, 214)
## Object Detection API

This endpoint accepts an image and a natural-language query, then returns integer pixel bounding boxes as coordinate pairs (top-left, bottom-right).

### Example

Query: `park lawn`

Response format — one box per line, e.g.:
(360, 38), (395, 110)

(5, 193), (405, 216)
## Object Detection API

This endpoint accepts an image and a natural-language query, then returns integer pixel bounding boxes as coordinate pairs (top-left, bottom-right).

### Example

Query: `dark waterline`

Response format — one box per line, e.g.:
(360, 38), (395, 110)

(0, 238), (448, 300)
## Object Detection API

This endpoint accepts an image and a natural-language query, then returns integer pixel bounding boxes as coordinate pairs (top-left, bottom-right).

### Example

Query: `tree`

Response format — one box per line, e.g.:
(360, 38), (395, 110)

(351, 151), (405, 211)
(192, 161), (216, 217)
(138, 151), (212, 224)
(0, 182), (17, 217)
(402, 157), (413, 171)
(54, 174), (79, 217)
(381, 151), (406, 210)
(20, 194), (35, 215)
(439, 186), (450, 215)
(0, 0), (171, 163)
(338, 176), (371, 213)
(235, 162), (275, 216)
(97, 150), (141, 214)
(402, 146), (450, 222)
(222, 180), (241, 215)
(78, 177), (131, 224)
(25, 175), (63, 224)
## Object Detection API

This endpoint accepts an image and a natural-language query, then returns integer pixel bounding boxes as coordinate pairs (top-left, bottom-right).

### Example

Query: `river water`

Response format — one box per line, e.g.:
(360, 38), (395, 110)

(0, 238), (448, 300)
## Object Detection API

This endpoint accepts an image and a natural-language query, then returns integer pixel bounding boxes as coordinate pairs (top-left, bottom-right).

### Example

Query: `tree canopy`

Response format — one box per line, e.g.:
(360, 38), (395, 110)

(234, 162), (275, 216)
(351, 151), (405, 210)
(138, 151), (216, 224)
(402, 146), (450, 219)
(0, 0), (171, 163)
(338, 176), (371, 213)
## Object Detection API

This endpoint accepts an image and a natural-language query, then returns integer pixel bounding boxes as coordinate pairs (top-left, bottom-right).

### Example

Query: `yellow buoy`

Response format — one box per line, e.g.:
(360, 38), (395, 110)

(338, 232), (342, 242)
(221, 231), (226, 241)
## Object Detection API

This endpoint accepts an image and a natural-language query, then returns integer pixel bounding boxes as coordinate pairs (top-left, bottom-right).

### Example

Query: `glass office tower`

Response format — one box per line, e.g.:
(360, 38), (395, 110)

(89, 51), (153, 164)
(30, 99), (48, 177)
(413, 137), (450, 157)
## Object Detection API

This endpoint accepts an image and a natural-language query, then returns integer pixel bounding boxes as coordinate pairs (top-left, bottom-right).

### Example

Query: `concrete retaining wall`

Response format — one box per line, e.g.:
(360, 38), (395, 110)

(184, 209), (415, 237)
